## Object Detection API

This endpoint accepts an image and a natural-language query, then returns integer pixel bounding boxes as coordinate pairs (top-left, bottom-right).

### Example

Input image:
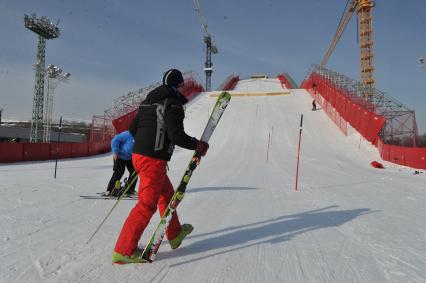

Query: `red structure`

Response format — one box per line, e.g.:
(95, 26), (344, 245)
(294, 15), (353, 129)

(277, 73), (297, 89)
(301, 65), (426, 169)
(218, 74), (239, 91)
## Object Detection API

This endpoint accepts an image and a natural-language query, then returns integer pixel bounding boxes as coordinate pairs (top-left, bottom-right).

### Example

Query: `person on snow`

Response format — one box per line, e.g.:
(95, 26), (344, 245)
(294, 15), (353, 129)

(312, 99), (317, 111)
(104, 130), (137, 196)
(112, 69), (209, 264)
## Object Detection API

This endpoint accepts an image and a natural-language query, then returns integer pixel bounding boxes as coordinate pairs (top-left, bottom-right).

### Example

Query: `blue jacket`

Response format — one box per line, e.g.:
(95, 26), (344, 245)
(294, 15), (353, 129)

(111, 131), (134, 160)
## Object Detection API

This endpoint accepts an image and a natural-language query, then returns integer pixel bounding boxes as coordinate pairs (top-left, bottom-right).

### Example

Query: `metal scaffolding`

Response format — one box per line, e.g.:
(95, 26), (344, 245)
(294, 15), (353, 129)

(308, 64), (418, 147)
(102, 71), (201, 122)
(103, 82), (161, 122)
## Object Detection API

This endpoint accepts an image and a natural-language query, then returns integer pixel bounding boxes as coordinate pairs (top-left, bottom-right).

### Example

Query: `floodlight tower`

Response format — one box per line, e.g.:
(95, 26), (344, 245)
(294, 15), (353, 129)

(24, 13), (60, 143)
(43, 64), (70, 143)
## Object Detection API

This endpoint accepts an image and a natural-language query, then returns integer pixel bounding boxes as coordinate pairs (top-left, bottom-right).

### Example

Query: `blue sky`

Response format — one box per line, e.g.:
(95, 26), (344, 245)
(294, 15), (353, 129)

(0, 0), (425, 133)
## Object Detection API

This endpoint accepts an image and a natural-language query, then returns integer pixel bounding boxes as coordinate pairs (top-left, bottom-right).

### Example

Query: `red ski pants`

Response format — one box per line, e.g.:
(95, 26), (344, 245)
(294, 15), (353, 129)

(114, 153), (182, 256)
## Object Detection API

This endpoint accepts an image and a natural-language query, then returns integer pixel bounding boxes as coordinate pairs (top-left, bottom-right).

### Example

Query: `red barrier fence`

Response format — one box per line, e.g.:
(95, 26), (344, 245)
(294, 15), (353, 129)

(112, 111), (138, 134)
(0, 141), (110, 163)
(277, 74), (294, 89)
(378, 139), (426, 169)
(308, 88), (348, 135)
(218, 75), (239, 91)
(301, 70), (426, 170)
(302, 73), (386, 145)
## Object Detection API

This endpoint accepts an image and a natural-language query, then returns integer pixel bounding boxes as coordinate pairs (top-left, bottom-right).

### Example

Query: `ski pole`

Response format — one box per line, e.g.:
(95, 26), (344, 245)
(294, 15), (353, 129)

(295, 114), (303, 192)
(86, 171), (138, 244)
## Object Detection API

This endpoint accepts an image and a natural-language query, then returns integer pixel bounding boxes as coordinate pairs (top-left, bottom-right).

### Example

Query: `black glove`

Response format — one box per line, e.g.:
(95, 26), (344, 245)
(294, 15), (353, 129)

(195, 140), (209, 156)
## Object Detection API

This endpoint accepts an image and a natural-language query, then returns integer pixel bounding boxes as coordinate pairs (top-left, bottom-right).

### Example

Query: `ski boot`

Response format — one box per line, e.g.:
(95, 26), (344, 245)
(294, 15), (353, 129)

(112, 248), (146, 264)
(111, 180), (123, 197)
(169, 224), (193, 250)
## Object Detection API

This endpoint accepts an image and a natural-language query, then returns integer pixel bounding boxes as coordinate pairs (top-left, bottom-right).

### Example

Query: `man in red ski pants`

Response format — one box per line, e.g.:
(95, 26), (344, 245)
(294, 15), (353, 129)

(112, 69), (209, 264)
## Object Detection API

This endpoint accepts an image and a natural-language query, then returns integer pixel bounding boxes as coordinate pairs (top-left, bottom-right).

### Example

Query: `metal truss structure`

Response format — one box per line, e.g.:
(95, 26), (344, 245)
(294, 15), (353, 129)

(102, 71), (201, 121)
(309, 64), (418, 147)
(89, 115), (114, 143)
(103, 82), (161, 122)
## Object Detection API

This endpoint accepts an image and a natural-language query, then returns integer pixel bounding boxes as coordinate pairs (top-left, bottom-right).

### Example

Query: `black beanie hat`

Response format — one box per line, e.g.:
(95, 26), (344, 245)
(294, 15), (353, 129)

(162, 69), (184, 87)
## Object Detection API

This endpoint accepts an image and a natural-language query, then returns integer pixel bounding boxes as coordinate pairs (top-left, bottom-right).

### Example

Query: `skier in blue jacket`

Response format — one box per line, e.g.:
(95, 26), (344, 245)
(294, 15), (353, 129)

(104, 130), (137, 196)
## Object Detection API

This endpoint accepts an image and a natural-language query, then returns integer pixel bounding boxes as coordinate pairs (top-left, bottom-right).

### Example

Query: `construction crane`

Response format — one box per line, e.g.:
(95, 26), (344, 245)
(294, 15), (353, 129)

(321, 0), (375, 100)
(193, 0), (218, 92)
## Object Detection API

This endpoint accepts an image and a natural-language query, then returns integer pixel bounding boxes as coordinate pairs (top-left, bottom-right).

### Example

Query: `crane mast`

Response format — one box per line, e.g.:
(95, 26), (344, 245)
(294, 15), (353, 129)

(358, 0), (375, 99)
(321, 0), (375, 100)
(193, 0), (218, 92)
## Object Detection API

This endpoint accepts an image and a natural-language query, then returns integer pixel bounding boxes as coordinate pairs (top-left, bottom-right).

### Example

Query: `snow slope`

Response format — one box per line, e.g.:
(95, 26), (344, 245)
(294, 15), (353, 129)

(1, 79), (425, 283)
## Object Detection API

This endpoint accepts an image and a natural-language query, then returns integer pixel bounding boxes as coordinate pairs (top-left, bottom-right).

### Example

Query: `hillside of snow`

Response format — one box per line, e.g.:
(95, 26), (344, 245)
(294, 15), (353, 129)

(1, 79), (425, 283)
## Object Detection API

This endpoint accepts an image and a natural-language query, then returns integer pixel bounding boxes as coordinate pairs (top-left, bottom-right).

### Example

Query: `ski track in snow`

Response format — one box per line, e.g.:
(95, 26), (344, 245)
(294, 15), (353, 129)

(1, 80), (426, 283)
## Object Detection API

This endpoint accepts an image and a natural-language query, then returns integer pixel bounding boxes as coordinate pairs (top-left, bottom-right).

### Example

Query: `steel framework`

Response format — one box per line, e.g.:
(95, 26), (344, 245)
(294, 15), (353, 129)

(24, 13), (60, 143)
(103, 71), (201, 122)
(308, 64), (418, 147)
(89, 115), (114, 143)
(103, 82), (161, 122)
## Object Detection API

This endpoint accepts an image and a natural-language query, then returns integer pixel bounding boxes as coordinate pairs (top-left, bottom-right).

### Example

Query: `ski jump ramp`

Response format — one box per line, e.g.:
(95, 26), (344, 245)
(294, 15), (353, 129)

(1, 78), (425, 282)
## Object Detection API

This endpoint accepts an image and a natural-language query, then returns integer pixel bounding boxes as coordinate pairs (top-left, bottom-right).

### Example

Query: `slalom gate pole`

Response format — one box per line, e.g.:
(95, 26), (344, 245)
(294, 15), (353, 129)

(54, 116), (63, 179)
(86, 171), (138, 244)
(295, 114), (303, 192)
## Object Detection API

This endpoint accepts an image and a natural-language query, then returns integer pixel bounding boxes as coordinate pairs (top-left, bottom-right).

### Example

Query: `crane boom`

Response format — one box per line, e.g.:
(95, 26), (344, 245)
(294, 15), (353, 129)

(193, 0), (209, 38)
(321, 0), (357, 66)
(321, 0), (375, 100)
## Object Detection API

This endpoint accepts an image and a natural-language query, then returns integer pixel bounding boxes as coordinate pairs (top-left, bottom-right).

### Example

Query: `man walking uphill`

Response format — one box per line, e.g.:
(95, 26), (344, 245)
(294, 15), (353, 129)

(112, 69), (209, 264)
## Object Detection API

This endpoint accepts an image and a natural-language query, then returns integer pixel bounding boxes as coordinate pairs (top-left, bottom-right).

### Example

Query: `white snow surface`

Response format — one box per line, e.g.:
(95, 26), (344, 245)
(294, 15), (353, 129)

(1, 79), (426, 283)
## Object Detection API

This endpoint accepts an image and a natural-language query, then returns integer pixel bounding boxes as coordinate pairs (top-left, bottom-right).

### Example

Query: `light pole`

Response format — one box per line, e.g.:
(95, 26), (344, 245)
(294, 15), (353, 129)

(24, 13), (60, 143)
(43, 64), (70, 143)
(0, 107), (3, 125)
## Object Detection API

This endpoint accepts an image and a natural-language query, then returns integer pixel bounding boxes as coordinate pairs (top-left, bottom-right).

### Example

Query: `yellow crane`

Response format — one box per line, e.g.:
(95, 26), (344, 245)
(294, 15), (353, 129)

(321, 0), (375, 100)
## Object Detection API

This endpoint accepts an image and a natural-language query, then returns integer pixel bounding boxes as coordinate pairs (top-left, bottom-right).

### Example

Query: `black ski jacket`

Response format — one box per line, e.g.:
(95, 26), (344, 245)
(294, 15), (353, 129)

(129, 85), (197, 161)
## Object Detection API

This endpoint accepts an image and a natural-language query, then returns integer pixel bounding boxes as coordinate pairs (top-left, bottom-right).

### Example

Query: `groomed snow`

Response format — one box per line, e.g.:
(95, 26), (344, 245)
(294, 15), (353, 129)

(1, 79), (425, 283)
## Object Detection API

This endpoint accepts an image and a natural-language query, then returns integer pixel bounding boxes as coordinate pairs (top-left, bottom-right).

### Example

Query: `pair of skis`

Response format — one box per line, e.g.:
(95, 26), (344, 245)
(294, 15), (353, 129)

(86, 91), (231, 262)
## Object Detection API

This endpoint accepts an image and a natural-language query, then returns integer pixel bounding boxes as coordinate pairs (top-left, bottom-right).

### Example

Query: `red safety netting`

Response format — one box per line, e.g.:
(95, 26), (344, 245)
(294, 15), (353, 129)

(218, 74), (239, 91)
(301, 66), (426, 169)
(277, 73), (296, 89)
(302, 73), (385, 144)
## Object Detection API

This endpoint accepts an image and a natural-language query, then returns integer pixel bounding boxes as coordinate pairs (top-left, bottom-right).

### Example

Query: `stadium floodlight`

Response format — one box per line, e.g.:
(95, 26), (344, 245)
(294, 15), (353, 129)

(24, 13), (60, 143)
(43, 64), (70, 143)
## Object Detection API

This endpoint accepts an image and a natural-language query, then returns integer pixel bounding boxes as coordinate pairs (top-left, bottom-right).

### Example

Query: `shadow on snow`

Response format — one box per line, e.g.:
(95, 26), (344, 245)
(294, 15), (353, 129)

(162, 205), (375, 266)
(186, 186), (258, 194)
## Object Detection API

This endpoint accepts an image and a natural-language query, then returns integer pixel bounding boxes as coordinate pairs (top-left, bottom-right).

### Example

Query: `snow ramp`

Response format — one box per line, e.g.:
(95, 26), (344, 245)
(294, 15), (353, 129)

(1, 78), (426, 283)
